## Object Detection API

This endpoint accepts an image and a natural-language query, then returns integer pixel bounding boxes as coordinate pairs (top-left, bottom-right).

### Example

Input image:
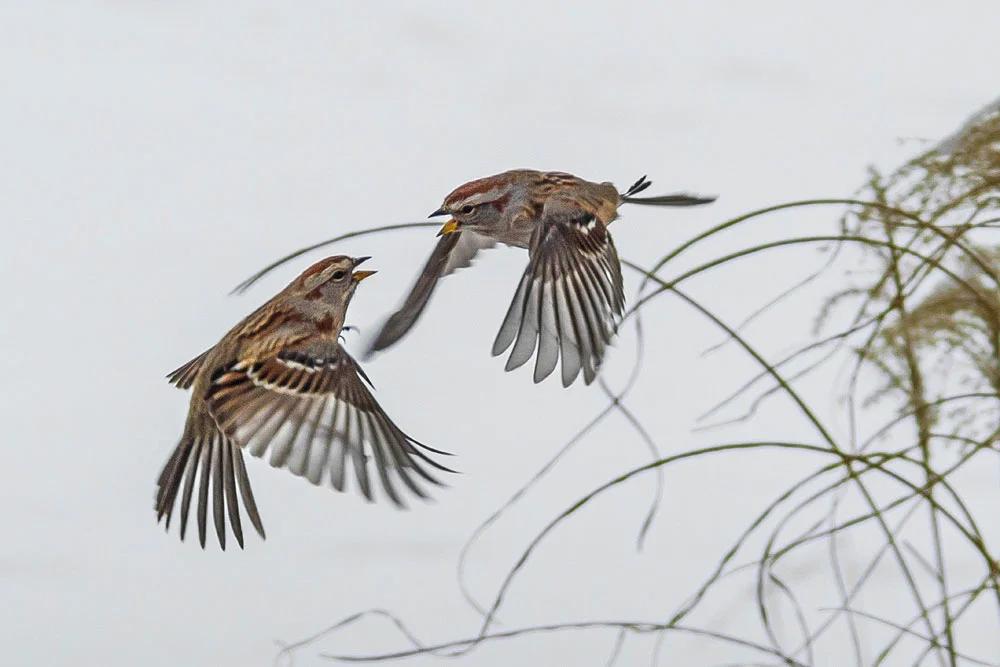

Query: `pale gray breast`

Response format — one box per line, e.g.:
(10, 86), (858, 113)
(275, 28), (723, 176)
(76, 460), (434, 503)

(491, 213), (536, 249)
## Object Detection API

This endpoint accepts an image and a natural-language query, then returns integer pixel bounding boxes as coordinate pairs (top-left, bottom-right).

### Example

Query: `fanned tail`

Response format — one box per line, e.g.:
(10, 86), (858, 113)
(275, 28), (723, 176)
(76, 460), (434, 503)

(155, 414), (265, 549)
(620, 175), (717, 207)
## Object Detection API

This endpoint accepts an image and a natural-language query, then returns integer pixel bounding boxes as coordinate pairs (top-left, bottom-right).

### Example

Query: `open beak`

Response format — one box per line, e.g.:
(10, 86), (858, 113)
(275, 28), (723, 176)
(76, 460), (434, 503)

(428, 207), (448, 218)
(352, 256), (371, 267)
(352, 270), (377, 283)
(436, 219), (460, 237)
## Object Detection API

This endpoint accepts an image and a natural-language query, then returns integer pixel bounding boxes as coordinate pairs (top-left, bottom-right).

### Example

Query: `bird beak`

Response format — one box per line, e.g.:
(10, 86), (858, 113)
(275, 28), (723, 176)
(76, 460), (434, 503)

(351, 270), (377, 283)
(428, 207), (448, 218)
(352, 256), (371, 267)
(436, 219), (460, 237)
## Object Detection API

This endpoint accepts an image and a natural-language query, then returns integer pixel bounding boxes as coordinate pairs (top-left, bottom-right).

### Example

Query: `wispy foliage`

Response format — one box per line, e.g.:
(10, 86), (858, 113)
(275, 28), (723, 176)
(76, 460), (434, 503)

(269, 103), (1000, 666)
(837, 106), (1000, 437)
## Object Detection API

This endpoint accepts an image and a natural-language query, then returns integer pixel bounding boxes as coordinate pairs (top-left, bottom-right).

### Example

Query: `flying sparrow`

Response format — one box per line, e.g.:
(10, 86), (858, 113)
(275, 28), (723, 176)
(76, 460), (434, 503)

(368, 170), (716, 386)
(156, 255), (450, 549)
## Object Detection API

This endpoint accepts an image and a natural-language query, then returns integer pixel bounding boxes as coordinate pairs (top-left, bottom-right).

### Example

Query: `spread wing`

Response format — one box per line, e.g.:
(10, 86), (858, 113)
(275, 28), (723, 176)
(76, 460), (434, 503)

(367, 231), (496, 355)
(205, 343), (451, 506)
(492, 203), (624, 387)
(167, 348), (212, 389)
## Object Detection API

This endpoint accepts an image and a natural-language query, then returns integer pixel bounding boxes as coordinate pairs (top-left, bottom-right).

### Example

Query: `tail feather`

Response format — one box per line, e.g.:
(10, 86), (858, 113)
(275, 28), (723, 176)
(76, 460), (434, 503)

(621, 174), (654, 198)
(221, 442), (243, 548)
(178, 438), (202, 540)
(155, 419), (265, 549)
(620, 175), (717, 207)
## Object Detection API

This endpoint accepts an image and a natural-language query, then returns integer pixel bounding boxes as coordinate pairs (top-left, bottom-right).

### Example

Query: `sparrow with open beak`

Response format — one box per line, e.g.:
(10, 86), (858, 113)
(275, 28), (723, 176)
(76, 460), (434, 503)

(368, 170), (716, 386)
(156, 255), (450, 549)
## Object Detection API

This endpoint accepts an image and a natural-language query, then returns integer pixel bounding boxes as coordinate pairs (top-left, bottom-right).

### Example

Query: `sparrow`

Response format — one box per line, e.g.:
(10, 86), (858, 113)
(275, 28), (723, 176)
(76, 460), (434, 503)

(156, 255), (450, 549)
(367, 170), (716, 386)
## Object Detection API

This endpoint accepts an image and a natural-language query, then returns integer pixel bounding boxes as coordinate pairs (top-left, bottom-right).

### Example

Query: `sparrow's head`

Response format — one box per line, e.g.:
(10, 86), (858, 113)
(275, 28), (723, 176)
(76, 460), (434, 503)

(430, 170), (532, 236)
(291, 255), (376, 304)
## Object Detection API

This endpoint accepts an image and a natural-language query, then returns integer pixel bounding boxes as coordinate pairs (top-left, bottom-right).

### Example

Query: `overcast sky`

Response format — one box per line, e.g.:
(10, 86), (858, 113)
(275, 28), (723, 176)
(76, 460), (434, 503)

(1, 2), (998, 665)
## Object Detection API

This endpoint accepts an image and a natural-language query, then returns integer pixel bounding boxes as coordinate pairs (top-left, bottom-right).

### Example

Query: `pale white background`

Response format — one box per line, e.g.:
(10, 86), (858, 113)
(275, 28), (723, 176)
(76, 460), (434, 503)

(1, 2), (997, 665)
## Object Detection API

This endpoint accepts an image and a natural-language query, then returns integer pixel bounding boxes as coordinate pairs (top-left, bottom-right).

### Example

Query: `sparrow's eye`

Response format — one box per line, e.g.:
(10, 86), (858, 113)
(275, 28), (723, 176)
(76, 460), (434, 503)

(331, 270), (347, 281)
(460, 204), (476, 215)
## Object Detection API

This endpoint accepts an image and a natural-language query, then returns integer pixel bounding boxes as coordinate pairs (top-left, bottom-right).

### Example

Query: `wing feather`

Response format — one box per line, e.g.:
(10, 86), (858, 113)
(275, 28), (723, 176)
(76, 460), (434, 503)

(492, 272), (530, 357)
(368, 231), (496, 355)
(493, 205), (625, 386)
(205, 344), (449, 505)
(166, 349), (212, 389)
